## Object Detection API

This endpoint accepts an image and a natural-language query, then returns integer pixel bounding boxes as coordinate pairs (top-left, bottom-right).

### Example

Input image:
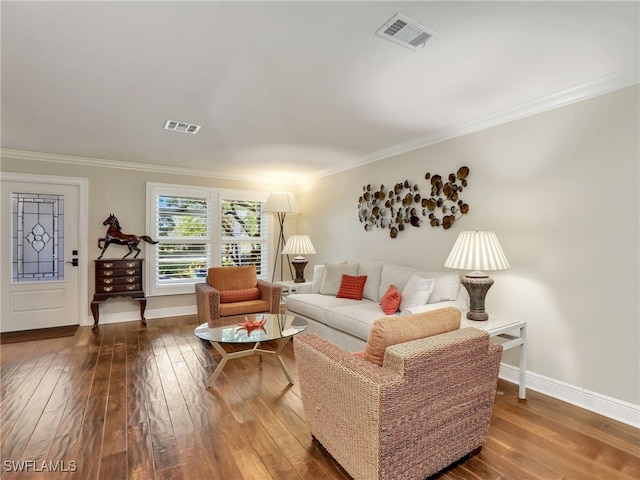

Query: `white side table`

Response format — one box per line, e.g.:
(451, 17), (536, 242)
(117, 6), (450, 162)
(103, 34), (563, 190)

(462, 314), (527, 399)
(275, 280), (298, 296)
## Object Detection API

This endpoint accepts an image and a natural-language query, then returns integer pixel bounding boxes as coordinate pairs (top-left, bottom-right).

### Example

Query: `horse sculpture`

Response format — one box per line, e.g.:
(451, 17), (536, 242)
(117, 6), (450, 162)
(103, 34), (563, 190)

(98, 214), (158, 259)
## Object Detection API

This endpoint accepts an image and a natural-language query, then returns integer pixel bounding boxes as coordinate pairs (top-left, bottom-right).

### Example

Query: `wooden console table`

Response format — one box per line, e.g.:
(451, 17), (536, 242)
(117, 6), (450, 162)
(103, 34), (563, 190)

(91, 259), (146, 330)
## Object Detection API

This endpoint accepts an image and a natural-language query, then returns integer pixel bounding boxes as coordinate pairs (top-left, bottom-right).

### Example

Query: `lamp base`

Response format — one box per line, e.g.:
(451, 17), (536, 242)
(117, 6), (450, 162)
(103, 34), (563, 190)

(461, 273), (494, 321)
(291, 258), (308, 283)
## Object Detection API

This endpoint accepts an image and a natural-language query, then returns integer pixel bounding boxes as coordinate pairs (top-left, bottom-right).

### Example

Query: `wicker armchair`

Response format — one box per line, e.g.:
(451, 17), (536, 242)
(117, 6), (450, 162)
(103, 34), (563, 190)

(294, 316), (502, 480)
(195, 266), (282, 327)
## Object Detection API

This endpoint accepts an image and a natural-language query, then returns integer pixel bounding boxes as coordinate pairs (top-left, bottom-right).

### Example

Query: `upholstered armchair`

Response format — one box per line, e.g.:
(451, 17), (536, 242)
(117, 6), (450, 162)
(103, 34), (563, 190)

(293, 308), (503, 480)
(195, 266), (282, 327)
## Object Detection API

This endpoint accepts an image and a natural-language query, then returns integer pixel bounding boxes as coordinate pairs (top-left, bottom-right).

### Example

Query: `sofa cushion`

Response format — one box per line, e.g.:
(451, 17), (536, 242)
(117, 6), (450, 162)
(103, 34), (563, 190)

(356, 261), (384, 302)
(220, 287), (261, 304)
(284, 294), (361, 325)
(400, 273), (434, 311)
(207, 266), (257, 291)
(324, 301), (386, 340)
(362, 307), (462, 366)
(320, 262), (359, 295)
(380, 285), (402, 315)
(220, 299), (270, 317)
(379, 263), (415, 300)
(401, 300), (463, 316)
(337, 275), (368, 300)
(311, 261), (349, 293)
(378, 265), (461, 305)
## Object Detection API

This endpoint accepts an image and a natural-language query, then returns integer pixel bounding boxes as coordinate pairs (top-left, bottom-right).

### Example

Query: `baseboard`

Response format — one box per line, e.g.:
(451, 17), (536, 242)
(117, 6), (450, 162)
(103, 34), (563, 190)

(499, 363), (640, 429)
(82, 305), (197, 327)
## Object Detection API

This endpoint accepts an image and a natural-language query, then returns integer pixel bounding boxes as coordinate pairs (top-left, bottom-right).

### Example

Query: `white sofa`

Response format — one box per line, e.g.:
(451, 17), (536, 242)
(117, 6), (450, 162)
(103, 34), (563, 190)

(284, 261), (468, 352)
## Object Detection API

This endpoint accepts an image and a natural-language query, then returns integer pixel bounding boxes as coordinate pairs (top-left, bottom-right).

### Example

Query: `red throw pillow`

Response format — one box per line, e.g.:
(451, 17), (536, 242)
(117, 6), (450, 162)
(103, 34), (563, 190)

(380, 285), (401, 315)
(220, 287), (261, 303)
(336, 274), (368, 300)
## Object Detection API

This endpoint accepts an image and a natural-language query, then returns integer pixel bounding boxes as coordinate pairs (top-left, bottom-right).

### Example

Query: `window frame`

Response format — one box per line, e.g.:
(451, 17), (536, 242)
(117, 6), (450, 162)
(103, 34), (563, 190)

(219, 191), (269, 276)
(145, 182), (271, 296)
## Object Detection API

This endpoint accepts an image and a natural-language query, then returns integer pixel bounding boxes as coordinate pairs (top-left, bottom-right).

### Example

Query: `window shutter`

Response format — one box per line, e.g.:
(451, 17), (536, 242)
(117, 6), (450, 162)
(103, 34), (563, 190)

(220, 199), (268, 277)
(155, 195), (209, 284)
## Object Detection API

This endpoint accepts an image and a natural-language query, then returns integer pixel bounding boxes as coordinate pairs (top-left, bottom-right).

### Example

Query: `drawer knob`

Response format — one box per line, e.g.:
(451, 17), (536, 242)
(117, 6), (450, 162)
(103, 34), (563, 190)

(103, 279), (112, 284)
(127, 285), (135, 291)
(104, 263), (113, 268)
(103, 286), (113, 292)
(127, 262), (135, 267)
(127, 278), (135, 283)
(104, 271), (113, 276)
(127, 270), (135, 275)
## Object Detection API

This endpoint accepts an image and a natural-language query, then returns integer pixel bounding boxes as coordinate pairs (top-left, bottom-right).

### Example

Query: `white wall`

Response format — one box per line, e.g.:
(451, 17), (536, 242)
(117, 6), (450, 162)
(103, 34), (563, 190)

(295, 85), (639, 407)
(0, 157), (298, 321)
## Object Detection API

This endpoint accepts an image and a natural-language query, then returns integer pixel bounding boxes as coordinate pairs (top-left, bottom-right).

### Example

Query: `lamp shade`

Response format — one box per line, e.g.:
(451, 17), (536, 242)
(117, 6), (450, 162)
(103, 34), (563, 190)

(263, 192), (300, 214)
(444, 231), (510, 272)
(282, 235), (316, 256)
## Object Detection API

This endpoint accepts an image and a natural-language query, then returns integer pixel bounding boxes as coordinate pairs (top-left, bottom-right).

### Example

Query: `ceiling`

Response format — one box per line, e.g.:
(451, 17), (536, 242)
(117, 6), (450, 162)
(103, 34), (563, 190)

(2, 1), (638, 185)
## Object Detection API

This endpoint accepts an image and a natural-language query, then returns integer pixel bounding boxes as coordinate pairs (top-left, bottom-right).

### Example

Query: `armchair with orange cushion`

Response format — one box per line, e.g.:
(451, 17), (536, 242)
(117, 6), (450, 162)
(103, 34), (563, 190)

(293, 307), (503, 480)
(195, 266), (282, 327)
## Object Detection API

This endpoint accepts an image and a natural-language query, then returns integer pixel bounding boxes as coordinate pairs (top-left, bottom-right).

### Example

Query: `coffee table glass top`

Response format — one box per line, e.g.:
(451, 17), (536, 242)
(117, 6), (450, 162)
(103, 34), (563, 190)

(194, 313), (308, 344)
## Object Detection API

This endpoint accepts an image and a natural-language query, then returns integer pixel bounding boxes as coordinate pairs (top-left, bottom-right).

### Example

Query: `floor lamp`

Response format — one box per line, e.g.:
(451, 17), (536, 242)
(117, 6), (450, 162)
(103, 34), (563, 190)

(264, 192), (300, 282)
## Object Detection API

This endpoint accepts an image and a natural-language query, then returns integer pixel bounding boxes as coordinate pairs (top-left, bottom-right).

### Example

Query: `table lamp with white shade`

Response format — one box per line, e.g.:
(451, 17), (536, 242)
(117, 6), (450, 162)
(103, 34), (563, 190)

(282, 235), (316, 283)
(444, 231), (510, 321)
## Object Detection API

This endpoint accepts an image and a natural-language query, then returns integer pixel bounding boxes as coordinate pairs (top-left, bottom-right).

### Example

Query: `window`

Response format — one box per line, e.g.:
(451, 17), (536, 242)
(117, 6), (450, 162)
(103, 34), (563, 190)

(146, 184), (270, 295)
(220, 197), (267, 276)
(11, 192), (64, 282)
(156, 193), (209, 286)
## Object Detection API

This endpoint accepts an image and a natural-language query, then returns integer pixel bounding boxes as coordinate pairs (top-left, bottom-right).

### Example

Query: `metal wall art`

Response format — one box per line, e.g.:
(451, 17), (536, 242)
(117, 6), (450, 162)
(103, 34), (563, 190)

(358, 166), (470, 237)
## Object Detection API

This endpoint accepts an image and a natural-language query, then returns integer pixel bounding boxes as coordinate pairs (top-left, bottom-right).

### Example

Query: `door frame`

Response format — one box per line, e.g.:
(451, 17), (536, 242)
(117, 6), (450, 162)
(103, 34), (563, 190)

(1, 172), (90, 326)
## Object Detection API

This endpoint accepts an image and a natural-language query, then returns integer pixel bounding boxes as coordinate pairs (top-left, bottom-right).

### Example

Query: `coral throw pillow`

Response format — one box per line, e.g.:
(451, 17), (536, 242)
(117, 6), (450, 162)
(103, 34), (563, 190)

(220, 287), (261, 303)
(336, 275), (368, 300)
(362, 307), (462, 366)
(380, 285), (401, 315)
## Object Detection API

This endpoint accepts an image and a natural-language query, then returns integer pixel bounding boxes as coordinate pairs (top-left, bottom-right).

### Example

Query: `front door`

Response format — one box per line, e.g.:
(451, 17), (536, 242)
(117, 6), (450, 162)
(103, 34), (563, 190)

(1, 176), (83, 332)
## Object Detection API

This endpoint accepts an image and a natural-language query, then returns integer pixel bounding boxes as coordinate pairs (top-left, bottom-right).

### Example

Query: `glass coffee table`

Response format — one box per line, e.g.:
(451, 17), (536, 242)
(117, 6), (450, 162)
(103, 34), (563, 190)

(194, 313), (308, 388)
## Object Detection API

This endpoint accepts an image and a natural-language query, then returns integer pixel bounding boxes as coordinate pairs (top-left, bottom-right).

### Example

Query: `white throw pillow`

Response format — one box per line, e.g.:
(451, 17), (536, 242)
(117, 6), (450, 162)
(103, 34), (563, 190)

(427, 271), (461, 303)
(357, 261), (384, 302)
(311, 264), (326, 293)
(320, 262), (359, 295)
(400, 273), (434, 311)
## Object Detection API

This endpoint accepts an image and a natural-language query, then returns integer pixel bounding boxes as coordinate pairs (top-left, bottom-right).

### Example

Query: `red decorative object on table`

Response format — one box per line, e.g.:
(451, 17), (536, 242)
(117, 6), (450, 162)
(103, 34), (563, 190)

(236, 315), (267, 335)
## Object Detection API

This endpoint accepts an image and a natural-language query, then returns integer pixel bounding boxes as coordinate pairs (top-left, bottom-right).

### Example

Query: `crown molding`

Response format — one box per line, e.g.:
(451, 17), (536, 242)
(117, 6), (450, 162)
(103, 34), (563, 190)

(0, 149), (286, 186)
(2, 71), (637, 185)
(311, 70), (640, 181)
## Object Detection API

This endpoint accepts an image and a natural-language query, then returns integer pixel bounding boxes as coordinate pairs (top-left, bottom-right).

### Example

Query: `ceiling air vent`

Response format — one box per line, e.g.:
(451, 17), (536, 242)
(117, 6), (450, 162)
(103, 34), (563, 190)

(375, 13), (438, 51)
(164, 120), (201, 134)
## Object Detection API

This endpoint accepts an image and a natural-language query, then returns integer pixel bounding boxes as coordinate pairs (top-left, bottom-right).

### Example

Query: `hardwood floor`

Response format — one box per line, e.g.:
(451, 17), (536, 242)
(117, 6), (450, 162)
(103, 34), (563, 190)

(1, 315), (638, 479)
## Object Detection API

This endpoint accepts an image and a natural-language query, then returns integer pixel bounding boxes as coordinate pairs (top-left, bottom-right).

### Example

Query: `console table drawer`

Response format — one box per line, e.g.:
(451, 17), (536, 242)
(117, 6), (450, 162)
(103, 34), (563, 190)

(96, 260), (141, 270)
(97, 275), (141, 285)
(95, 283), (142, 294)
(97, 268), (141, 277)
